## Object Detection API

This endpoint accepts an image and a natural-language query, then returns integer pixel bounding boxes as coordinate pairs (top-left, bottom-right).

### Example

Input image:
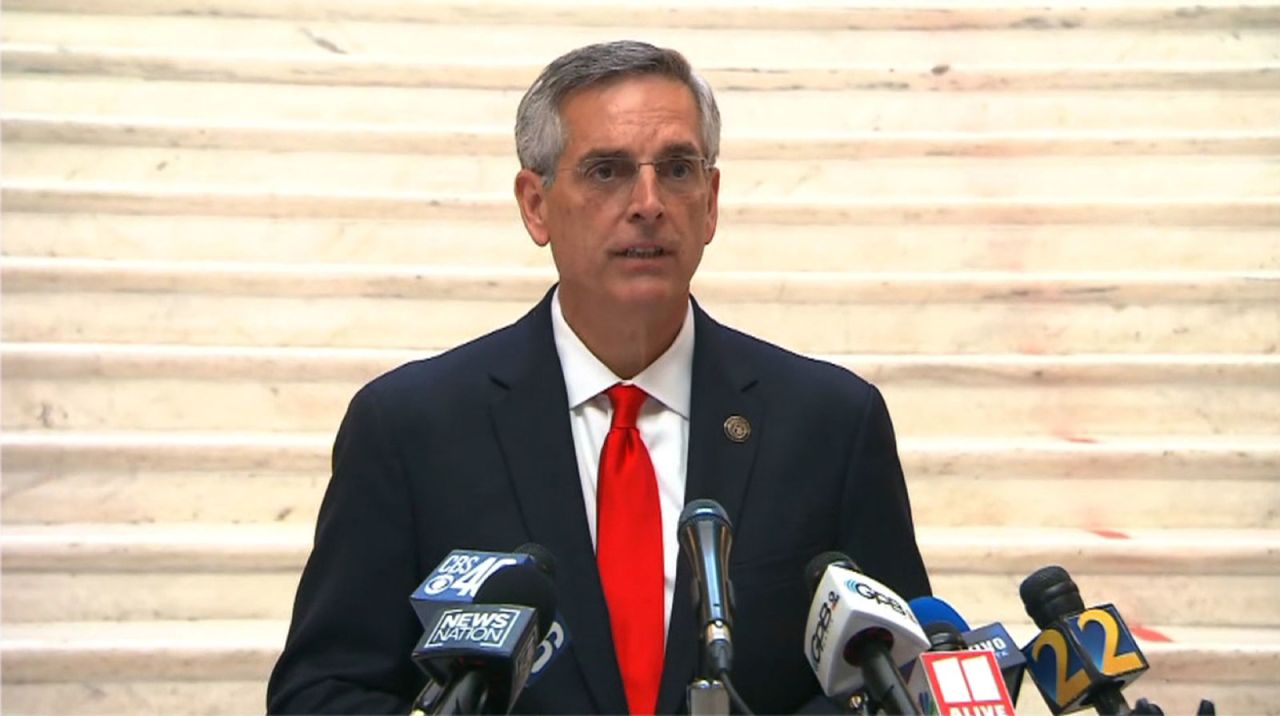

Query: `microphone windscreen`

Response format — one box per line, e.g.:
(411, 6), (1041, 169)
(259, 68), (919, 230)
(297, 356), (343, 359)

(475, 563), (558, 639)
(909, 595), (971, 632)
(1019, 565), (1085, 628)
(514, 542), (557, 581)
(924, 621), (966, 651)
(678, 498), (729, 529)
(803, 551), (856, 596)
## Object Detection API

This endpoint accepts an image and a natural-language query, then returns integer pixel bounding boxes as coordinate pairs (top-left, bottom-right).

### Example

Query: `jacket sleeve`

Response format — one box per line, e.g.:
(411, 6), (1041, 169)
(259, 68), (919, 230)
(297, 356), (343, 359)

(267, 384), (427, 714)
(792, 383), (931, 714)
(841, 382), (931, 600)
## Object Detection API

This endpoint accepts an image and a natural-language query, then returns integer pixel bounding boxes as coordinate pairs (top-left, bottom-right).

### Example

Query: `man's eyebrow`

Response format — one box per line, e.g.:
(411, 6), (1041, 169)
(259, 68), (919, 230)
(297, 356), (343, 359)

(578, 149), (631, 162)
(657, 142), (703, 158)
(576, 142), (704, 162)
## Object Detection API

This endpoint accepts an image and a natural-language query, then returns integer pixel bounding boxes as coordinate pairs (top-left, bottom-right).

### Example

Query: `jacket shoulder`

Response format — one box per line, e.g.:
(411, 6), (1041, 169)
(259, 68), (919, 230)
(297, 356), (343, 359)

(356, 320), (525, 411)
(714, 322), (875, 402)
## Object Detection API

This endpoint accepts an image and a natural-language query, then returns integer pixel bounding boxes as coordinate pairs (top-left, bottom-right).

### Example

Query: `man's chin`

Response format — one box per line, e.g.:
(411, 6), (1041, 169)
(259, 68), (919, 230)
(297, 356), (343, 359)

(608, 280), (690, 312)
(559, 277), (690, 318)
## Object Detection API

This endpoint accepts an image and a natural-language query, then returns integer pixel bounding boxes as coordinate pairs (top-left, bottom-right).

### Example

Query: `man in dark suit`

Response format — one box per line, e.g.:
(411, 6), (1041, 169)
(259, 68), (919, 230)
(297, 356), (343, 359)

(268, 41), (930, 714)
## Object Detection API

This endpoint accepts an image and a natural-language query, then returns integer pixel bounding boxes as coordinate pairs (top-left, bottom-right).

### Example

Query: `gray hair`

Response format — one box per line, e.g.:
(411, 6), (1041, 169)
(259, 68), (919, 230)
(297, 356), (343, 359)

(515, 40), (721, 186)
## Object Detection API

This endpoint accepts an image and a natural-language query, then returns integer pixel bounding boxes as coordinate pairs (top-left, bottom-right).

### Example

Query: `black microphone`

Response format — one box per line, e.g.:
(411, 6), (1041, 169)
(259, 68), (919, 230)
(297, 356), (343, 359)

(1132, 697), (1164, 715)
(961, 621), (1027, 704)
(905, 597), (1017, 716)
(475, 561), (558, 640)
(909, 595), (1026, 704)
(409, 543), (571, 699)
(411, 561), (558, 715)
(1020, 565), (1150, 716)
(923, 622), (966, 652)
(678, 498), (735, 678)
(514, 542), (556, 582)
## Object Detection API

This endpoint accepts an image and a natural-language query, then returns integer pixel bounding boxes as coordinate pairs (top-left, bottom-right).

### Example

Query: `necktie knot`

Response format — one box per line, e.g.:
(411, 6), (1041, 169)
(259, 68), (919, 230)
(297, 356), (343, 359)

(605, 384), (647, 429)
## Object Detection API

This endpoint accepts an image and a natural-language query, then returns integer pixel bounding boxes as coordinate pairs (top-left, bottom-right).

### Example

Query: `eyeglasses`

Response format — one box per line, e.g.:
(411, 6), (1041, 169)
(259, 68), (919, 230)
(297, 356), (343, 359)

(560, 155), (713, 197)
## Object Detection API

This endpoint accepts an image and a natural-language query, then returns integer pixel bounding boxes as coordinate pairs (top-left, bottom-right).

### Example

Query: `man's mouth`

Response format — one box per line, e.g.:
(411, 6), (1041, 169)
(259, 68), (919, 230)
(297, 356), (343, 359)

(619, 247), (667, 258)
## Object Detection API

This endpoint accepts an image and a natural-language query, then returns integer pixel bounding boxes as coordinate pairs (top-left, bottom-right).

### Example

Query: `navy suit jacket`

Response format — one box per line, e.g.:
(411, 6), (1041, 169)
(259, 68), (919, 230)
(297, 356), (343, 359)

(267, 288), (930, 714)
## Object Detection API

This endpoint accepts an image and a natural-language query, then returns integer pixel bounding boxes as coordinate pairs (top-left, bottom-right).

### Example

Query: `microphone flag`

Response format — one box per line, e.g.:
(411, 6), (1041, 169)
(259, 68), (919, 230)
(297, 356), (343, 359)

(907, 649), (1017, 716)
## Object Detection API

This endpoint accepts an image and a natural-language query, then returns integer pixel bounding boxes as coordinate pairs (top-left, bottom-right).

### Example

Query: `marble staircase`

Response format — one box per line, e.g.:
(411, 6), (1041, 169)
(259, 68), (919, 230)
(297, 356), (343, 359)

(2, 1), (1278, 714)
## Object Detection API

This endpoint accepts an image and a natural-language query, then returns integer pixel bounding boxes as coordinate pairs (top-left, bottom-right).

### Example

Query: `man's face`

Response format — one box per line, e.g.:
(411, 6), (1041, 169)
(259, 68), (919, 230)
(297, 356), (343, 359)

(515, 74), (720, 315)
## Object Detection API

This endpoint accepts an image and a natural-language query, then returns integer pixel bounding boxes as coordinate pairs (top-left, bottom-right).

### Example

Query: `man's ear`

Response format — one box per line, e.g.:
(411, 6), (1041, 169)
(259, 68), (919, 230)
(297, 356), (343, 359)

(704, 166), (721, 245)
(514, 169), (551, 247)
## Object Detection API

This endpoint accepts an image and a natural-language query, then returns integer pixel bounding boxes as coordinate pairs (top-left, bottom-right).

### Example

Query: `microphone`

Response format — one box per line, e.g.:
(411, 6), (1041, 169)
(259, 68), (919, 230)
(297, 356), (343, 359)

(802, 551), (928, 715)
(409, 544), (570, 687)
(906, 646), (1018, 716)
(1129, 697), (1217, 716)
(473, 559), (558, 640)
(923, 621), (967, 653)
(678, 499), (735, 678)
(514, 542), (557, 582)
(909, 595), (1027, 704)
(908, 596), (971, 636)
(411, 561), (557, 715)
(963, 622), (1027, 705)
(905, 597), (1018, 716)
(506, 543), (568, 680)
(1019, 566), (1149, 715)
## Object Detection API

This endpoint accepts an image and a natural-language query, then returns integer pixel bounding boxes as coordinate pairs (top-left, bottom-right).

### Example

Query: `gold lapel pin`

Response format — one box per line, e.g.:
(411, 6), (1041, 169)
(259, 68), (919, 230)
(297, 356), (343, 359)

(723, 415), (751, 443)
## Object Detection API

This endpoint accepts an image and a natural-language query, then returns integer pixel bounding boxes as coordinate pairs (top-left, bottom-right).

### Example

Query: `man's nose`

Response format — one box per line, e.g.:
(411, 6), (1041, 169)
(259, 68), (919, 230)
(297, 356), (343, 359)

(627, 165), (665, 222)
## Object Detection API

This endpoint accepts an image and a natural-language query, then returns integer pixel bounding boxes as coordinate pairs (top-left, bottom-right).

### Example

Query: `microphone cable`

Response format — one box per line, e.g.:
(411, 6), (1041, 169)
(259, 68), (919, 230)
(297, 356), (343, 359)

(718, 672), (755, 716)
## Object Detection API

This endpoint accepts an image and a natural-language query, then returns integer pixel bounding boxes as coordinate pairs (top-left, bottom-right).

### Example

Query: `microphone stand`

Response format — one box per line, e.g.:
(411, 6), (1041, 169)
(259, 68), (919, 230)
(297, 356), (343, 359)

(409, 679), (445, 716)
(847, 638), (918, 716)
(688, 678), (730, 716)
(427, 669), (490, 715)
(688, 620), (731, 716)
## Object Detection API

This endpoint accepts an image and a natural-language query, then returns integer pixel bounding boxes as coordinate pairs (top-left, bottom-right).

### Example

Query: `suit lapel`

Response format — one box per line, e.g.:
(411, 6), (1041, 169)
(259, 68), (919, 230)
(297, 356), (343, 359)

(657, 301), (763, 714)
(488, 291), (628, 715)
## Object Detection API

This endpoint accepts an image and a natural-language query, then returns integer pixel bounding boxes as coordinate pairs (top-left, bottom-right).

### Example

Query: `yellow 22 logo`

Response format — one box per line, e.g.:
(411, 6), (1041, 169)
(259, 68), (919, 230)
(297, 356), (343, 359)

(1029, 628), (1091, 707)
(1029, 608), (1146, 707)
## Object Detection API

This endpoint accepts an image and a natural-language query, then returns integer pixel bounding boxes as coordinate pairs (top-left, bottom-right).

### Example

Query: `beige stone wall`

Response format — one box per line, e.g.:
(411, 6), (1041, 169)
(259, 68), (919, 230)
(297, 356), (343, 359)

(2, 1), (1278, 713)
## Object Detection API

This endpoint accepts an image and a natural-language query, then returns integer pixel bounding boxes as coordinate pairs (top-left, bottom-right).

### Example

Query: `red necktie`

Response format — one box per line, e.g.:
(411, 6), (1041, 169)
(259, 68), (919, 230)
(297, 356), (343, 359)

(597, 384), (665, 715)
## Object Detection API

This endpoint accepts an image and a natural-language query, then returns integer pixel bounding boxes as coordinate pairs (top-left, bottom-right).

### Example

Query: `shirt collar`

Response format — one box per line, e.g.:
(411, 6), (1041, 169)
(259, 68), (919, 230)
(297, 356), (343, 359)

(551, 287), (694, 418)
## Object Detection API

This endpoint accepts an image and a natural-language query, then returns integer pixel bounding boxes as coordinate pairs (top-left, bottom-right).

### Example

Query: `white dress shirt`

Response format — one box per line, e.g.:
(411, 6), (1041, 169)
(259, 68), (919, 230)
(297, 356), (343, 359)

(550, 288), (694, 645)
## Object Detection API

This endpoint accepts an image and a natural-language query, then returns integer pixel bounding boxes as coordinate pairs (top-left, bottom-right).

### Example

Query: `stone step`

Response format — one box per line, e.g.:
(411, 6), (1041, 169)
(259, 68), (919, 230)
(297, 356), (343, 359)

(9, 114), (1280, 160)
(6, 212), (1280, 273)
(4, 344), (1277, 436)
(8, 75), (1279, 134)
(0, 430), (332, 473)
(9, 182), (1277, 227)
(1, 675), (1270, 716)
(3, 1), (1274, 712)
(1, 619), (284, 683)
(10, 10), (1279, 66)
(7, 523), (1277, 577)
(2, 524), (1277, 625)
(9, 43), (1278, 92)
(4, 431), (1276, 528)
(7, 431), (1275, 482)
(1, 680), (267, 716)
(3, 260), (1277, 353)
(2, 619), (1274, 716)
(9, 143), (1279, 200)
(4, 556), (1278, 631)
(7, 0), (1277, 31)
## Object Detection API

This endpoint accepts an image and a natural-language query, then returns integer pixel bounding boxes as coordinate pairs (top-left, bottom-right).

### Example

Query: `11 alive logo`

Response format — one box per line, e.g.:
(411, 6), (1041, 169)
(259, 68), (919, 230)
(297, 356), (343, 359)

(910, 650), (1017, 716)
